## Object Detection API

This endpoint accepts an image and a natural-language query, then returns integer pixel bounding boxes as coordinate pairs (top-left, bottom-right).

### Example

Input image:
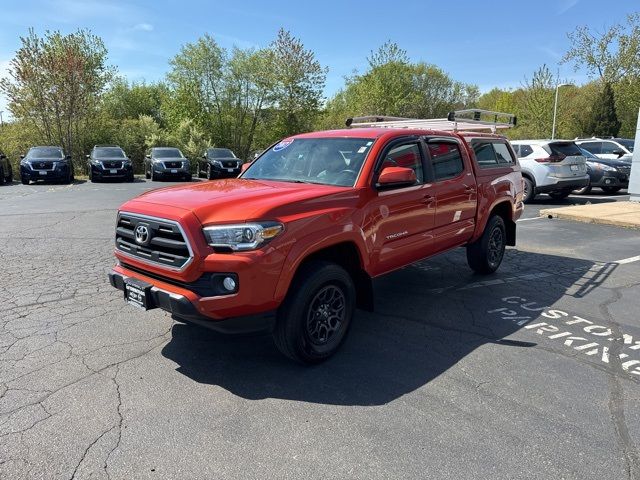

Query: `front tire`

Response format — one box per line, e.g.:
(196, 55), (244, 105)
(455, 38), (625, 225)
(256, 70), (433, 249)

(206, 164), (214, 180)
(601, 186), (621, 194)
(466, 215), (506, 275)
(145, 167), (150, 179)
(273, 261), (355, 364)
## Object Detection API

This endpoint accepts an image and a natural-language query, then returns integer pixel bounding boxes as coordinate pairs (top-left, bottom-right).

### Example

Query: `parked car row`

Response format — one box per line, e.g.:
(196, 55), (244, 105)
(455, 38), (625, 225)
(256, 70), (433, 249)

(511, 137), (634, 202)
(1, 144), (245, 185)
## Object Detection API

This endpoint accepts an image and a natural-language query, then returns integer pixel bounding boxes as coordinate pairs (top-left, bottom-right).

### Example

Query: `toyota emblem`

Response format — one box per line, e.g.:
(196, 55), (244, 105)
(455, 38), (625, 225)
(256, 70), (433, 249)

(134, 224), (150, 245)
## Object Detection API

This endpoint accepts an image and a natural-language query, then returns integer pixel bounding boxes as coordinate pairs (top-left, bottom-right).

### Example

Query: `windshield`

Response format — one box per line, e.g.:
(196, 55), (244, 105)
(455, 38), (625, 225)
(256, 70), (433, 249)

(153, 148), (184, 158)
(617, 139), (634, 152)
(94, 147), (126, 159)
(27, 147), (63, 159)
(207, 148), (236, 158)
(242, 137), (375, 187)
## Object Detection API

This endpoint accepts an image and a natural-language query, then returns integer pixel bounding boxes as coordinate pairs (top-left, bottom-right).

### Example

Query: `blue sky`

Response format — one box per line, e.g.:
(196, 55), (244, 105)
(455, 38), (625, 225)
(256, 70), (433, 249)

(0, 0), (638, 117)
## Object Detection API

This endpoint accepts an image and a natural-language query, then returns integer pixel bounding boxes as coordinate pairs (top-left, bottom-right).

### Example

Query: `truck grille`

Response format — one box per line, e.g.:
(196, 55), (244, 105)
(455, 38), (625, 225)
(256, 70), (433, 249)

(32, 161), (54, 170)
(115, 213), (193, 271)
(618, 166), (631, 176)
(102, 161), (123, 169)
(164, 161), (183, 168)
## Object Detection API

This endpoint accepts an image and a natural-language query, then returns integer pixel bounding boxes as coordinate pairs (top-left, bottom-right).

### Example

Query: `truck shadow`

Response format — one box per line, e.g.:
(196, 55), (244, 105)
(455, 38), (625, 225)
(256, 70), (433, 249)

(161, 249), (615, 406)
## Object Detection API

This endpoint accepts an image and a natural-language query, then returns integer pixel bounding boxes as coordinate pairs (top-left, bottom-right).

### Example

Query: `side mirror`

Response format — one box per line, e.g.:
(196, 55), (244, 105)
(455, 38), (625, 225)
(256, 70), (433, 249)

(20, 155), (25, 159)
(377, 166), (417, 188)
(0, 154), (6, 159)
(85, 154), (90, 159)
(612, 149), (625, 157)
(202, 154), (207, 159)
(145, 154), (151, 159)
(65, 155), (71, 160)
(241, 163), (251, 173)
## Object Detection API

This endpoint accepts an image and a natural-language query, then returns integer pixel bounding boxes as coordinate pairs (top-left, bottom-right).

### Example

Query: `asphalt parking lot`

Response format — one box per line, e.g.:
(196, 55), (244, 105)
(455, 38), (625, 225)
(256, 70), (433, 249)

(0, 179), (638, 479)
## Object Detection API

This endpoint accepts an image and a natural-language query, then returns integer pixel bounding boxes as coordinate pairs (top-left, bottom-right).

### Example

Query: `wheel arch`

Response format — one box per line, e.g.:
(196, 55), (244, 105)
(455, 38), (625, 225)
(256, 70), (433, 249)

(281, 241), (374, 312)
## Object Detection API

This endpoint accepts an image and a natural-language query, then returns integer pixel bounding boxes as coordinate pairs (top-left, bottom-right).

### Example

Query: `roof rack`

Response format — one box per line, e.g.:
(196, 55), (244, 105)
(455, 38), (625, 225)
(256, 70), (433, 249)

(345, 109), (517, 133)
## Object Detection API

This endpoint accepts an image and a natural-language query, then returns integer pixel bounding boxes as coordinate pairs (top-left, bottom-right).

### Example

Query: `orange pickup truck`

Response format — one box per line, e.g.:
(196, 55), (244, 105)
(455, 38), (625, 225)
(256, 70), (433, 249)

(109, 110), (524, 363)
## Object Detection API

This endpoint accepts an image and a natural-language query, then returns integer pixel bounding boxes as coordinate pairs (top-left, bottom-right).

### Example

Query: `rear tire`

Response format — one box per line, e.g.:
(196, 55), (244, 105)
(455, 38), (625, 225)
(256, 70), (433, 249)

(145, 167), (150, 179)
(466, 215), (506, 275)
(21, 177), (29, 185)
(150, 168), (156, 181)
(573, 184), (591, 195)
(7, 167), (12, 184)
(601, 186), (621, 194)
(548, 190), (571, 200)
(273, 261), (355, 364)
(522, 177), (535, 203)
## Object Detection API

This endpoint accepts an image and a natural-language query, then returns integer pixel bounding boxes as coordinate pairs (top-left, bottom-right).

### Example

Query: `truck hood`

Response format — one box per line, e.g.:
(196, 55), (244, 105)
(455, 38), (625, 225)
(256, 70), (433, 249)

(129, 178), (355, 225)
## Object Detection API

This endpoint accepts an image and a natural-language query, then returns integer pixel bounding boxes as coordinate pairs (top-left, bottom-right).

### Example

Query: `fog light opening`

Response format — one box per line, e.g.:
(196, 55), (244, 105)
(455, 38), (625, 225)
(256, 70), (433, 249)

(222, 277), (237, 292)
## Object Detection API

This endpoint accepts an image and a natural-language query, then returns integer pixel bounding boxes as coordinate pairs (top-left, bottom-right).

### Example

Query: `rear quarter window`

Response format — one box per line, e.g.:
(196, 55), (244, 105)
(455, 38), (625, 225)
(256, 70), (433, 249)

(515, 144), (533, 158)
(579, 142), (601, 154)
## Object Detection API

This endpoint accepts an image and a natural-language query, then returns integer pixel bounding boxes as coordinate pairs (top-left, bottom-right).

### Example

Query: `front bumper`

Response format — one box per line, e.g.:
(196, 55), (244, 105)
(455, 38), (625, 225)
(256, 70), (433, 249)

(20, 164), (70, 181)
(536, 176), (589, 193)
(589, 170), (629, 188)
(109, 270), (275, 334)
(209, 163), (242, 178)
(151, 163), (191, 179)
(90, 163), (133, 180)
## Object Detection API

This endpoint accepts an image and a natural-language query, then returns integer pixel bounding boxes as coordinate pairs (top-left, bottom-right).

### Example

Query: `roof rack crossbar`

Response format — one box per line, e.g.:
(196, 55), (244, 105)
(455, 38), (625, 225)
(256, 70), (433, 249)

(346, 109), (517, 133)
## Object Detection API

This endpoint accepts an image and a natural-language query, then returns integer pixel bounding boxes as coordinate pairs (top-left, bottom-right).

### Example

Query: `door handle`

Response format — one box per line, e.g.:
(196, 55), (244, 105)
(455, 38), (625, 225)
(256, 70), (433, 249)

(463, 184), (475, 193)
(421, 194), (434, 204)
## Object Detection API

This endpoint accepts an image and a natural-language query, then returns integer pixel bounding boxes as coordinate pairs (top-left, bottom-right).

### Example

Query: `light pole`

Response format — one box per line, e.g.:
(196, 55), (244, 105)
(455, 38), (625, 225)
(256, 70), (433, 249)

(0, 111), (3, 127)
(551, 83), (573, 140)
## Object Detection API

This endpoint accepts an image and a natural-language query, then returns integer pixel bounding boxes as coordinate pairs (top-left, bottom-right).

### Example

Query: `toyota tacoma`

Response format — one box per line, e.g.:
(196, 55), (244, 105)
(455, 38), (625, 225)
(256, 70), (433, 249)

(109, 110), (524, 363)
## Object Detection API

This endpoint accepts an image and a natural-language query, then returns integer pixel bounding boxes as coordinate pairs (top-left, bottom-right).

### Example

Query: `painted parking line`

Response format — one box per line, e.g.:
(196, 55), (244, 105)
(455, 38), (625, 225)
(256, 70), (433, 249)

(570, 195), (630, 200)
(517, 217), (546, 222)
(616, 255), (640, 265)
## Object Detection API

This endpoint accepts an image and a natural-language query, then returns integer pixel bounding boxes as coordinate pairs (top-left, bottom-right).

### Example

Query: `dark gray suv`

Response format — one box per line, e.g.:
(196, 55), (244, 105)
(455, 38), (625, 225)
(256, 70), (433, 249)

(144, 147), (192, 182)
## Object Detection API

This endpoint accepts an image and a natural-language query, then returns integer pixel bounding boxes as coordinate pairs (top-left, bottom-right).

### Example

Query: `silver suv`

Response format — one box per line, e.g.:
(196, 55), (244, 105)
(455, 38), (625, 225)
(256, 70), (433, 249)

(510, 140), (589, 203)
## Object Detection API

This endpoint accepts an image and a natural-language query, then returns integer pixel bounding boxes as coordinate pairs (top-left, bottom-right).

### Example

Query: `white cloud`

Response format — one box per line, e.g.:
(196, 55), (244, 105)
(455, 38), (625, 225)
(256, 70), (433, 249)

(132, 23), (153, 32)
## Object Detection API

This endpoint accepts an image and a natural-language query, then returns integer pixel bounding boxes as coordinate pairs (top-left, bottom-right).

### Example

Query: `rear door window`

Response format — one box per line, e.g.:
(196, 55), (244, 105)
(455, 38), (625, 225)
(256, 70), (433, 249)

(600, 141), (621, 154)
(548, 142), (582, 157)
(493, 143), (515, 164)
(471, 141), (514, 168)
(472, 142), (497, 168)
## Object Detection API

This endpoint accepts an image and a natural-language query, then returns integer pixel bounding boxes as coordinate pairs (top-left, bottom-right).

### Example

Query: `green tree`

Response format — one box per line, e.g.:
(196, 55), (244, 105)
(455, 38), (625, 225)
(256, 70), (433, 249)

(0, 28), (114, 161)
(584, 82), (621, 137)
(102, 78), (168, 125)
(270, 29), (327, 137)
(166, 34), (227, 144)
(517, 65), (556, 139)
(321, 41), (478, 129)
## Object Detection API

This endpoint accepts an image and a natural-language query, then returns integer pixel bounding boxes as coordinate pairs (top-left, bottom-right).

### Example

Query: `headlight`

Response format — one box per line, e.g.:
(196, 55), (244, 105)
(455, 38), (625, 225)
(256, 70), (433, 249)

(203, 222), (284, 251)
(592, 162), (616, 172)
(90, 159), (101, 165)
(212, 160), (222, 167)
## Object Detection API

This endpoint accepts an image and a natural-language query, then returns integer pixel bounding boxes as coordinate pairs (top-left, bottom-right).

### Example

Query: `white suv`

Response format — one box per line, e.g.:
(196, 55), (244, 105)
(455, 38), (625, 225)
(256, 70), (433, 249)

(574, 138), (633, 162)
(510, 140), (589, 203)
